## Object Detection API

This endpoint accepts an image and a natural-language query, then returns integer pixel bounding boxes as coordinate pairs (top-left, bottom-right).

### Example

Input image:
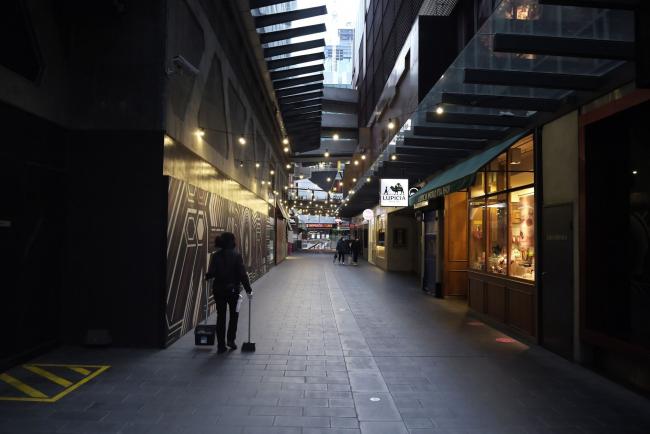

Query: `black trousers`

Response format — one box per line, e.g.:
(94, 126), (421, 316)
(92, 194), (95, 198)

(353, 251), (359, 263)
(214, 291), (240, 348)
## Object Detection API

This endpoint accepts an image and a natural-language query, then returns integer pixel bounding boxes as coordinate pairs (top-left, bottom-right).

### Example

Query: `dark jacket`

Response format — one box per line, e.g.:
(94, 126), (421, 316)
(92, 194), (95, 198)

(350, 239), (361, 254)
(206, 248), (252, 294)
(336, 238), (346, 253)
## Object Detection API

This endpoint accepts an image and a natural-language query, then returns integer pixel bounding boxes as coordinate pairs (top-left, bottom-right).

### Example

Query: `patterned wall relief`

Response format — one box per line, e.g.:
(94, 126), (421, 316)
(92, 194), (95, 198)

(165, 176), (267, 346)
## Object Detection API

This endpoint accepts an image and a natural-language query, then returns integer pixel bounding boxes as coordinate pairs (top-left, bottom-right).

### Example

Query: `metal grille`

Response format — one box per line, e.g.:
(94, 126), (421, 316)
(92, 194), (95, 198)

(419, 0), (459, 16)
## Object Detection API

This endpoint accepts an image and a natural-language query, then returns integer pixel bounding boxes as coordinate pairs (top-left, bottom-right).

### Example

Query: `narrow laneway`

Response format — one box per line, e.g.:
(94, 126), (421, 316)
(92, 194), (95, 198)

(1, 254), (649, 434)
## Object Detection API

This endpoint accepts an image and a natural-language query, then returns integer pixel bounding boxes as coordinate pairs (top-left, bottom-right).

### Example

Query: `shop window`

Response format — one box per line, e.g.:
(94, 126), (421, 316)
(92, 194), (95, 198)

(486, 152), (507, 193)
(470, 170), (486, 198)
(509, 188), (535, 280)
(469, 198), (486, 270)
(508, 136), (535, 189)
(487, 194), (508, 275)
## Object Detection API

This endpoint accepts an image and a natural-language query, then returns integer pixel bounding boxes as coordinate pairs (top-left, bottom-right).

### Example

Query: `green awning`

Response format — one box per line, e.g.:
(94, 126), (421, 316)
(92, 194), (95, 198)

(409, 132), (525, 207)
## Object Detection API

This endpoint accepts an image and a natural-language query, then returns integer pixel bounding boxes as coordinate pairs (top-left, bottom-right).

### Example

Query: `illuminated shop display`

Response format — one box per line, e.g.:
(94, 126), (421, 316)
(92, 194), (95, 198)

(468, 135), (535, 281)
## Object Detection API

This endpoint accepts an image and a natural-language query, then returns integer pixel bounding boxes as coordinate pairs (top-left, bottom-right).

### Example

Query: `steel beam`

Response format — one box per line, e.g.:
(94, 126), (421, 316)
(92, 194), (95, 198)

(282, 105), (323, 116)
(276, 83), (324, 98)
(259, 23), (326, 44)
(280, 98), (323, 111)
(277, 90), (323, 104)
(412, 126), (508, 140)
(255, 6), (327, 28)
(441, 92), (567, 112)
(250, 0), (292, 9)
(274, 74), (324, 90)
(402, 136), (486, 150)
(464, 68), (602, 91)
(425, 111), (531, 127)
(493, 33), (635, 60)
(271, 64), (324, 81)
(266, 52), (324, 70)
(264, 39), (325, 58)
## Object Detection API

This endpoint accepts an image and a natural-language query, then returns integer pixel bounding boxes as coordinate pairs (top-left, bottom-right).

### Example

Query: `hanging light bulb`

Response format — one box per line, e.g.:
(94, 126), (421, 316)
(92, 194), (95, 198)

(239, 160), (244, 167)
(238, 136), (246, 145)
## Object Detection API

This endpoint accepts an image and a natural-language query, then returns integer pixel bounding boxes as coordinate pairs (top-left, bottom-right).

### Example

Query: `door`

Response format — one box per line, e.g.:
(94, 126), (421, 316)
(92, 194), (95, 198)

(541, 203), (574, 359)
(423, 210), (438, 294)
(443, 192), (468, 297)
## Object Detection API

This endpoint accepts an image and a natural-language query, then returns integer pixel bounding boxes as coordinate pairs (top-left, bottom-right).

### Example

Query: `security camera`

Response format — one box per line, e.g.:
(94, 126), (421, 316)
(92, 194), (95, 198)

(171, 55), (200, 76)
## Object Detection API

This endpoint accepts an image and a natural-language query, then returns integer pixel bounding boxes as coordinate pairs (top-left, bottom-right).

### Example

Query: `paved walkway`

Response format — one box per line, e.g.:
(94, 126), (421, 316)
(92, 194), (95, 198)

(1, 254), (650, 434)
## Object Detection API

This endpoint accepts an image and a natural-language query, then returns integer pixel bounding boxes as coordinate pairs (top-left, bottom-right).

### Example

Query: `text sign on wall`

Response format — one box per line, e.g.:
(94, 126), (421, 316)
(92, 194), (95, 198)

(380, 179), (408, 207)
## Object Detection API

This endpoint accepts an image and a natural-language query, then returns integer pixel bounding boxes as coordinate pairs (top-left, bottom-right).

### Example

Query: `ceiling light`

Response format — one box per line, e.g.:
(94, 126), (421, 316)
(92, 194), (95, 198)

(353, 178), (357, 182)
(283, 138), (289, 145)
(270, 170), (275, 175)
(324, 150), (330, 158)
(354, 160), (359, 166)
(326, 177), (331, 182)
(238, 136), (246, 145)
(239, 161), (244, 167)
(387, 119), (395, 130)
(391, 154), (397, 161)
(255, 162), (260, 168)
(283, 146), (289, 153)
(366, 177), (371, 182)
(195, 129), (205, 138)
(361, 155), (366, 160)
(333, 134), (339, 141)
(286, 164), (291, 169)
(435, 106), (444, 115)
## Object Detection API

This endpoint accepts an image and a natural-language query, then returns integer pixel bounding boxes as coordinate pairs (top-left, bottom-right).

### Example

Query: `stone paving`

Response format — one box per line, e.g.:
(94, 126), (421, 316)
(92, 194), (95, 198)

(1, 253), (650, 434)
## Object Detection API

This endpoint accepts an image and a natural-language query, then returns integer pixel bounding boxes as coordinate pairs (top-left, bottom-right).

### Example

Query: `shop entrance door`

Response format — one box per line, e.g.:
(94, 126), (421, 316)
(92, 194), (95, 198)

(423, 211), (440, 296)
(541, 203), (574, 359)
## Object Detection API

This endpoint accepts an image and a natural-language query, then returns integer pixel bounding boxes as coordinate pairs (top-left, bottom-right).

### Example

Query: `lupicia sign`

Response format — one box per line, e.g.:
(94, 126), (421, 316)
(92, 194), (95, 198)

(380, 178), (409, 207)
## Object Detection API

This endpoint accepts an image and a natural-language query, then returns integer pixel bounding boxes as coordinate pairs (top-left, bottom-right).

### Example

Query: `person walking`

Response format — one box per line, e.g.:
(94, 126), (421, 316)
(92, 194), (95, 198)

(350, 235), (361, 265)
(205, 232), (253, 353)
(336, 237), (346, 264)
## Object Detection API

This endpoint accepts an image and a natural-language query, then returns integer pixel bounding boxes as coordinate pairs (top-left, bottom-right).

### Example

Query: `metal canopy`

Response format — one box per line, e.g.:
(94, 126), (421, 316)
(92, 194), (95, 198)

(441, 92), (567, 111)
(266, 52), (325, 70)
(492, 34), (635, 60)
(271, 64), (324, 81)
(273, 74), (324, 90)
(425, 111), (531, 127)
(412, 125), (509, 141)
(464, 68), (603, 91)
(250, 0), (292, 9)
(255, 6), (327, 29)
(259, 23), (326, 44)
(401, 136), (487, 150)
(282, 105), (323, 116)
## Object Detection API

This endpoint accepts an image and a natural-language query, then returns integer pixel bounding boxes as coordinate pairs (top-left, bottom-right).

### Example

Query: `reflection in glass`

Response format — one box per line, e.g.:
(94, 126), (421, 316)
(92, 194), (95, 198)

(470, 170), (486, 198)
(469, 198), (486, 270)
(509, 188), (535, 281)
(509, 136), (534, 189)
(486, 152), (507, 194)
(487, 195), (508, 275)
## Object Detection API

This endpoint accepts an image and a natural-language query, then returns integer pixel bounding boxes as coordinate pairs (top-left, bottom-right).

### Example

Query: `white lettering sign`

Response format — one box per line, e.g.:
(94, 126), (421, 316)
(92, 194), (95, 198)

(380, 179), (408, 207)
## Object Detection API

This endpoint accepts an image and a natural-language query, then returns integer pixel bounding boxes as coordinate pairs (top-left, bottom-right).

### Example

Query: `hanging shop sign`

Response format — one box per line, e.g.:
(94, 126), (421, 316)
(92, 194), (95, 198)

(380, 179), (409, 207)
(408, 187), (419, 197)
(306, 223), (334, 229)
(362, 209), (374, 221)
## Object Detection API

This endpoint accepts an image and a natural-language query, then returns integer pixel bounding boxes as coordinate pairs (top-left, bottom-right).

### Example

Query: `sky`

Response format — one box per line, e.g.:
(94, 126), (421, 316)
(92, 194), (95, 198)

(295, 0), (359, 45)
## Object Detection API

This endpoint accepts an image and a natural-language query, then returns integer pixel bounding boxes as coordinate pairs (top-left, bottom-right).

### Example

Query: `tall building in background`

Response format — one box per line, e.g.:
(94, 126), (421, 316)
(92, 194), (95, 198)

(324, 28), (354, 87)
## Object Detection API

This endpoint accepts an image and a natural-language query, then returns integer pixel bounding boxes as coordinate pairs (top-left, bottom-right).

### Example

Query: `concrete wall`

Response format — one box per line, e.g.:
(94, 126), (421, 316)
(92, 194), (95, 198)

(541, 110), (581, 361)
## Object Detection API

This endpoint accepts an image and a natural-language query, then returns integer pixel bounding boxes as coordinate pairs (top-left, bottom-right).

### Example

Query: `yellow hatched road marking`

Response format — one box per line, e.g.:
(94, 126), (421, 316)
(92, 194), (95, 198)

(0, 373), (48, 399)
(23, 365), (73, 388)
(68, 367), (91, 376)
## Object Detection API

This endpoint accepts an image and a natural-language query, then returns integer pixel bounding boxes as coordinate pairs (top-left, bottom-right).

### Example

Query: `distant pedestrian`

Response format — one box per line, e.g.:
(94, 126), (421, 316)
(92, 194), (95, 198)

(336, 237), (347, 264)
(205, 232), (253, 353)
(350, 236), (361, 265)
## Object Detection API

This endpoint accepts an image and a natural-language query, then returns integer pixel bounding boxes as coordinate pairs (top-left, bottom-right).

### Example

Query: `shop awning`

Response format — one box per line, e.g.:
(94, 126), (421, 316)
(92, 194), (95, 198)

(409, 132), (525, 207)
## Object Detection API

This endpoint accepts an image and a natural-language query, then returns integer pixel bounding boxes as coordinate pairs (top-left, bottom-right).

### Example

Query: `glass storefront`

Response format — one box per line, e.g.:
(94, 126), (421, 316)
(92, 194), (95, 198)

(469, 135), (536, 281)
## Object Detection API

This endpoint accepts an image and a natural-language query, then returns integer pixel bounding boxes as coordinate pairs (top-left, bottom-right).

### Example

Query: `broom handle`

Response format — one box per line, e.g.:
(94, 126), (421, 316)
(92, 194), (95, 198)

(248, 297), (252, 342)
